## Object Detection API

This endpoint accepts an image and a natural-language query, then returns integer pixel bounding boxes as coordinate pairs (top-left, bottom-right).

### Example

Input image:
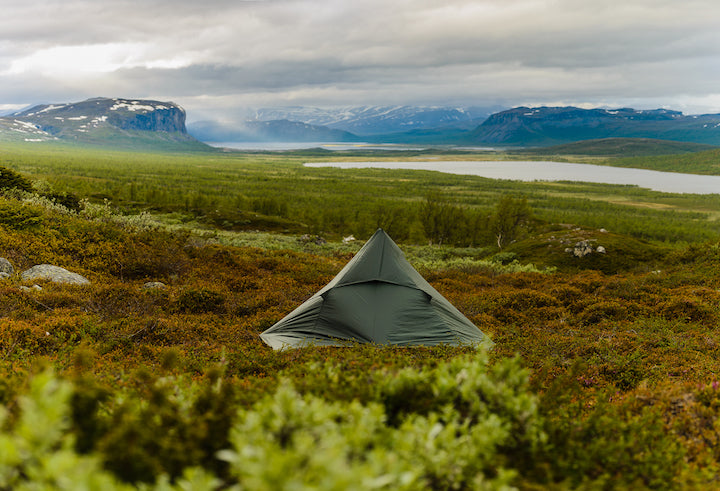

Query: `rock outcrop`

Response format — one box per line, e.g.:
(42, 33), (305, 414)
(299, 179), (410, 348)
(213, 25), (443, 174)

(566, 240), (607, 258)
(0, 257), (13, 276)
(21, 265), (90, 285)
(143, 281), (167, 290)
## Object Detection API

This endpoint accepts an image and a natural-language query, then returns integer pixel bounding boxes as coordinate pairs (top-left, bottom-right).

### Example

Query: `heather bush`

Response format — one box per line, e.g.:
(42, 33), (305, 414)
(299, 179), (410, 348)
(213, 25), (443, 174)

(174, 288), (226, 314)
(0, 371), (224, 490)
(221, 351), (542, 490)
(0, 201), (43, 230)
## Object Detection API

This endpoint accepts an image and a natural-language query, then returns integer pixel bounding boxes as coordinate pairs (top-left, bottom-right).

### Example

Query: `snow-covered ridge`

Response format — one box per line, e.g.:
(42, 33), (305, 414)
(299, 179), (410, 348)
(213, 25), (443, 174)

(0, 119), (56, 142)
(251, 105), (495, 135)
(109, 99), (169, 112)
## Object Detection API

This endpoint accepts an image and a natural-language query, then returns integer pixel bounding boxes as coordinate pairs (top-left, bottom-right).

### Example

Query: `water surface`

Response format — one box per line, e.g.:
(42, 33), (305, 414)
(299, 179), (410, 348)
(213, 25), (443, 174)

(304, 161), (720, 194)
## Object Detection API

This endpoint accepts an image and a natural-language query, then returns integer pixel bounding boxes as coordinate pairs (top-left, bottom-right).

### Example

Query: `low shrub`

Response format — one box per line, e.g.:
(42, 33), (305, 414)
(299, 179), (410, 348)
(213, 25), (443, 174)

(539, 367), (687, 489)
(0, 166), (33, 192)
(174, 288), (226, 314)
(0, 201), (43, 230)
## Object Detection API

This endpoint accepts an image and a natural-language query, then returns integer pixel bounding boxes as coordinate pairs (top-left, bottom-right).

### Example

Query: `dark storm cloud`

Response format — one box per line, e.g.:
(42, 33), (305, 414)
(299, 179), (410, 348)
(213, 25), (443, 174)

(2, 0), (720, 116)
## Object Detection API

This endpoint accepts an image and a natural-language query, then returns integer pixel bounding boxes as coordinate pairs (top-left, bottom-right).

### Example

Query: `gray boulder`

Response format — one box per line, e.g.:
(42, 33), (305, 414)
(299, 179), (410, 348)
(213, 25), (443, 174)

(143, 281), (166, 290)
(21, 265), (90, 285)
(566, 240), (606, 258)
(19, 285), (42, 292)
(0, 258), (13, 275)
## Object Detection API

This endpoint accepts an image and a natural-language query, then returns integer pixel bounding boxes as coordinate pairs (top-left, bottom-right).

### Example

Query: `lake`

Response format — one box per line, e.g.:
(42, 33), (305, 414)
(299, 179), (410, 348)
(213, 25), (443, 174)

(207, 141), (427, 151)
(304, 161), (720, 195)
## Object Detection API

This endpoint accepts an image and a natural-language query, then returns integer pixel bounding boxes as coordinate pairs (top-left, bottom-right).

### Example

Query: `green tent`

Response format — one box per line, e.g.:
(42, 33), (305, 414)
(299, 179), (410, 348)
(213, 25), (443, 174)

(260, 229), (493, 349)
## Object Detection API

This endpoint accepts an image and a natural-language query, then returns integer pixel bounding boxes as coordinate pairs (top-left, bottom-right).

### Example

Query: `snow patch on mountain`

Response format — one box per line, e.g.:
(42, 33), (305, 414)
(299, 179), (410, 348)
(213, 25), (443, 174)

(251, 105), (496, 135)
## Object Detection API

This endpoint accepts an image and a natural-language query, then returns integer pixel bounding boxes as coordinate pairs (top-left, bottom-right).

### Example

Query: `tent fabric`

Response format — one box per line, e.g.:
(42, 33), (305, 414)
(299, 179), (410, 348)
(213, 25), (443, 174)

(260, 229), (494, 350)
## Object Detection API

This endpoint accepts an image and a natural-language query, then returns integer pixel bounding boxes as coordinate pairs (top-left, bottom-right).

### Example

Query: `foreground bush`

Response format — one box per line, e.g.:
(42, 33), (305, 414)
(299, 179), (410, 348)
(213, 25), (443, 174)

(2, 353), (539, 490)
(1, 351), (693, 490)
(0, 371), (219, 490)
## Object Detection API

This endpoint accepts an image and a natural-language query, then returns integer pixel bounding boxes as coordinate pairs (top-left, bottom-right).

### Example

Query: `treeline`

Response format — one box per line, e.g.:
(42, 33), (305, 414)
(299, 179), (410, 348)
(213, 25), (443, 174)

(1, 144), (719, 245)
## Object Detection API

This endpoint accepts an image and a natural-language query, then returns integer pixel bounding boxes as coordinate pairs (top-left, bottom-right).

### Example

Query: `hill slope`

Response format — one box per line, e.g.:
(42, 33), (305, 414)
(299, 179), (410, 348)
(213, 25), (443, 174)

(1, 97), (210, 150)
(468, 106), (720, 146)
(520, 137), (718, 157)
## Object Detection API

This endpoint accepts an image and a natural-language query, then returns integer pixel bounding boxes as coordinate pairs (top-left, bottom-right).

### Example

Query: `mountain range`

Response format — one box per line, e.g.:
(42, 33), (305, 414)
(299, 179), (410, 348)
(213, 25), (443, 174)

(190, 105), (720, 147)
(2, 97), (720, 149)
(186, 105), (497, 143)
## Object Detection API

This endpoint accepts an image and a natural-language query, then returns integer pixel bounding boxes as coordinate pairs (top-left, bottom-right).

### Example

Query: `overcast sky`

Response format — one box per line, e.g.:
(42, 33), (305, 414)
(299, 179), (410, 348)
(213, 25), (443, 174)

(2, 0), (720, 123)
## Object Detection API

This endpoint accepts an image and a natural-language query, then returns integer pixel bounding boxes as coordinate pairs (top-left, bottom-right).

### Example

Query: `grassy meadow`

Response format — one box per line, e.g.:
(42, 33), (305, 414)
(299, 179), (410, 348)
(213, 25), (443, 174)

(1, 141), (720, 489)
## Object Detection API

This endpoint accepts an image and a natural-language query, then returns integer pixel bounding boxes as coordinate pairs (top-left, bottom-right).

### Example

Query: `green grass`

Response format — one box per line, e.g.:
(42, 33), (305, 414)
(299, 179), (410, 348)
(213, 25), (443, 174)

(519, 137), (718, 158)
(610, 147), (720, 175)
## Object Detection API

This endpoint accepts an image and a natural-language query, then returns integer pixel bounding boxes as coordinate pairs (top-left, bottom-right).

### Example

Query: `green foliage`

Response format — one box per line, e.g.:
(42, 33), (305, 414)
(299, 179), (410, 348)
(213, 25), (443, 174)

(492, 195), (531, 249)
(0, 166), (33, 193)
(0, 371), (129, 490)
(89, 370), (235, 484)
(506, 228), (670, 274)
(540, 371), (686, 489)
(174, 288), (226, 314)
(44, 192), (82, 213)
(612, 147), (720, 175)
(1, 144), (720, 488)
(523, 137), (718, 158)
(2, 143), (720, 245)
(252, 196), (289, 217)
(419, 192), (465, 245)
(0, 355), (537, 490)
(0, 201), (43, 230)
(2, 353), (693, 489)
(221, 351), (540, 490)
(0, 371), (227, 490)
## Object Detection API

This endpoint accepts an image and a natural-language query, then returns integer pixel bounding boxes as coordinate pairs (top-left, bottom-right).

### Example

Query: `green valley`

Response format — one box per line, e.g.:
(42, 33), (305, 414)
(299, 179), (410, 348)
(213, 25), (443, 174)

(0, 141), (719, 489)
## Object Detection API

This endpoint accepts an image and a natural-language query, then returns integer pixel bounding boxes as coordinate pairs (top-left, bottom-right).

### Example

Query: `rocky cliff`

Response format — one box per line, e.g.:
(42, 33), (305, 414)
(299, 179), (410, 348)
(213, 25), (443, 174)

(1, 97), (206, 149)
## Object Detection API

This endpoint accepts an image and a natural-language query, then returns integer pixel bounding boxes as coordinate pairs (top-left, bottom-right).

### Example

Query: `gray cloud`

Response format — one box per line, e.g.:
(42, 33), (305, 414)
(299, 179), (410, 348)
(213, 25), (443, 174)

(2, 0), (720, 120)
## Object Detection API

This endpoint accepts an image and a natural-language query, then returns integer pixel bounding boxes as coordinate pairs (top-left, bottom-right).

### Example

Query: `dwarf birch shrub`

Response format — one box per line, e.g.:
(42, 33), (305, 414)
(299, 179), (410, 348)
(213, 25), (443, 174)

(0, 355), (691, 489)
(0, 371), (131, 490)
(221, 352), (541, 490)
(1, 357), (538, 490)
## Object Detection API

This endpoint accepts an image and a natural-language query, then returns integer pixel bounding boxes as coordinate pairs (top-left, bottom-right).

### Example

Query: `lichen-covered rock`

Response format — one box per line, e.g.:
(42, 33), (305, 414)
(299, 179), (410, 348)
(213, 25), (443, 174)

(0, 257), (13, 275)
(19, 284), (42, 292)
(21, 264), (90, 285)
(566, 240), (607, 258)
(143, 281), (166, 289)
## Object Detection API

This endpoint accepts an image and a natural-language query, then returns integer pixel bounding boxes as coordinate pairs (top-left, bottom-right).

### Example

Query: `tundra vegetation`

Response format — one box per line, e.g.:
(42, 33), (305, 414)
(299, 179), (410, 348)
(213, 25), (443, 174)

(0, 142), (720, 489)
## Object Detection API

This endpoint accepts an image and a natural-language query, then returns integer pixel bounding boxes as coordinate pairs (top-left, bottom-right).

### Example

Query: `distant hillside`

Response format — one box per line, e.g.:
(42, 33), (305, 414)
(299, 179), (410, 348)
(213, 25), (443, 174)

(252, 105), (497, 135)
(0, 97), (210, 150)
(468, 106), (720, 147)
(521, 138), (718, 157)
(230, 105), (720, 148)
(9, 99), (720, 150)
(188, 119), (361, 143)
